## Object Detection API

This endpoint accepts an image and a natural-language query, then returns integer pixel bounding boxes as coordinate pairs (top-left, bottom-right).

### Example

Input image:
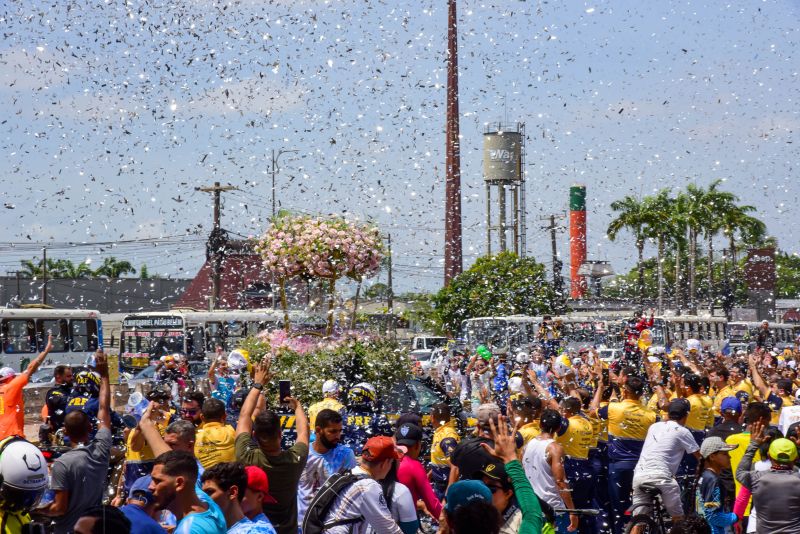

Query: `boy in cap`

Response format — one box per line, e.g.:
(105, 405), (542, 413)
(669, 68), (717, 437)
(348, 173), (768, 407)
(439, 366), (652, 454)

(395, 422), (442, 519)
(241, 466), (277, 524)
(737, 421), (800, 534)
(695, 437), (739, 534)
(119, 476), (167, 534)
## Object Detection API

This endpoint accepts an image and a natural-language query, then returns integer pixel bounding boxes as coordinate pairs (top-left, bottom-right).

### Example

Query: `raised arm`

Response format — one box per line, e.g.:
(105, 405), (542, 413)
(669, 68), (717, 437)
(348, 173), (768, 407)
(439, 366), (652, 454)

(237, 358), (272, 436)
(287, 396), (309, 446)
(138, 402), (171, 457)
(588, 363), (604, 415)
(24, 334), (53, 376)
(526, 369), (559, 410)
(94, 350), (111, 430)
(748, 353), (770, 400)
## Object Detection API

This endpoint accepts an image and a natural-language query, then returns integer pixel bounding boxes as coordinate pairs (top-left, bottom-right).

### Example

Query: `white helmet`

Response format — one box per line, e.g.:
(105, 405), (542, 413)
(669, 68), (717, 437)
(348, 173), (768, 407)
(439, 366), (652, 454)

(0, 439), (48, 511)
(515, 352), (530, 365)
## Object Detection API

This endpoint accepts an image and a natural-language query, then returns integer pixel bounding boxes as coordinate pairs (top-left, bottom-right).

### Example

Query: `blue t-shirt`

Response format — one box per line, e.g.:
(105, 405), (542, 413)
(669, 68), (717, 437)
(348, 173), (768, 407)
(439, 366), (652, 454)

(493, 362), (508, 393)
(174, 490), (227, 534)
(228, 517), (278, 534)
(119, 504), (167, 534)
(211, 376), (236, 404)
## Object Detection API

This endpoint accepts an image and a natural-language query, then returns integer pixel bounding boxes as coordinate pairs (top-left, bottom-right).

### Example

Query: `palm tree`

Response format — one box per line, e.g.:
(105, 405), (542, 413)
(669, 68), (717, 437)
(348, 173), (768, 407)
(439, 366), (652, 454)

(61, 260), (94, 279)
(720, 205), (767, 267)
(94, 257), (136, 278)
(681, 183), (715, 314)
(700, 180), (738, 313)
(607, 196), (650, 304)
(641, 190), (681, 312)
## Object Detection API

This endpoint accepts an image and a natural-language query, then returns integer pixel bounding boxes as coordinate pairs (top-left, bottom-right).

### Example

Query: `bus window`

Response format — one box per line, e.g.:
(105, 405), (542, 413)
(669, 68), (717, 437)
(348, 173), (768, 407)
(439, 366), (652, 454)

(2, 320), (35, 353)
(206, 322), (224, 351)
(189, 327), (205, 358)
(36, 319), (69, 352)
(70, 319), (98, 352)
(225, 321), (246, 347)
(247, 322), (267, 337)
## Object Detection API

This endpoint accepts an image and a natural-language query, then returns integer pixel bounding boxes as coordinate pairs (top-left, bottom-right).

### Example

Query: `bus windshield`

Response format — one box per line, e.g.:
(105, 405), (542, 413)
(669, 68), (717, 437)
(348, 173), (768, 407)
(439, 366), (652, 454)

(122, 330), (184, 357)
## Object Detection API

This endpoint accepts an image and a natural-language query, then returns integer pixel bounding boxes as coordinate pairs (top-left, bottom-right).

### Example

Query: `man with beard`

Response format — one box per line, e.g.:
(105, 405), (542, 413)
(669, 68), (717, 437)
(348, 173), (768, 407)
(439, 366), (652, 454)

(180, 391), (206, 427)
(296, 408), (356, 527)
(148, 450), (226, 534)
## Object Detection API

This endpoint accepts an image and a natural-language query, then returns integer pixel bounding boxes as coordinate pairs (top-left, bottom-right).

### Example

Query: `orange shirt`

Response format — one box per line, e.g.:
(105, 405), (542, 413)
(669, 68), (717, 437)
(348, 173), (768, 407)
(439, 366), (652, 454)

(0, 374), (29, 439)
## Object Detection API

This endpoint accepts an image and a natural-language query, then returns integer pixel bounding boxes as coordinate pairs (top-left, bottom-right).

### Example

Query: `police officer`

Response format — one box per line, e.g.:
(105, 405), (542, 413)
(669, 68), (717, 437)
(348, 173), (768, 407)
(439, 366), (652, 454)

(40, 365), (74, 444)
(341, 383), (392, 455)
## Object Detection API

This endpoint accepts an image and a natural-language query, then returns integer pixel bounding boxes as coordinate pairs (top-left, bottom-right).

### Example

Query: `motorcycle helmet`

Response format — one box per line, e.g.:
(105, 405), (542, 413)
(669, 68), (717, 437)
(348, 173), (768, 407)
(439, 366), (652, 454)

(0, 438), (48, 512)
(73, 371), (101, 397)
(347, 382), (377, 406)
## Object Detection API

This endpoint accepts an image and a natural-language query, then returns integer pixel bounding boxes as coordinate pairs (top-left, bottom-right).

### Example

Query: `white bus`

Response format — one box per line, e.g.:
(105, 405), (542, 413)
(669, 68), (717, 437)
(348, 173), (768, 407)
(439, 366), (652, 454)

(0, 307), (102, 369)
(119, 309), (326, 370)
(728, 321), (796, 351)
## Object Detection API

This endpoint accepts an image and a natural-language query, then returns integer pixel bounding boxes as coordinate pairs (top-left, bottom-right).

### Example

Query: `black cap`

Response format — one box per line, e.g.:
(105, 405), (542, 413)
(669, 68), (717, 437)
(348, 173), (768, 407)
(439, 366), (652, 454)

(479, 459), (511, 489)
(394, 423), (423, 446)
(668, 398), (691, 420)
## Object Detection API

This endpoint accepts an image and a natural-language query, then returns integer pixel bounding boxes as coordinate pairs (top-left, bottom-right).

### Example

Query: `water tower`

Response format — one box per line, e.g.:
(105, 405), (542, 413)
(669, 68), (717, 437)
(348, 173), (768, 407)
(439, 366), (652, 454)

(483, 122), (527, 256)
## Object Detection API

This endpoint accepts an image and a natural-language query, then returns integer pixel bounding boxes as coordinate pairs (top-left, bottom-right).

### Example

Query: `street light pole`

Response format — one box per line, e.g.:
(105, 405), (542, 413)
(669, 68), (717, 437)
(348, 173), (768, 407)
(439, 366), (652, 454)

(271, 148), (299, 219)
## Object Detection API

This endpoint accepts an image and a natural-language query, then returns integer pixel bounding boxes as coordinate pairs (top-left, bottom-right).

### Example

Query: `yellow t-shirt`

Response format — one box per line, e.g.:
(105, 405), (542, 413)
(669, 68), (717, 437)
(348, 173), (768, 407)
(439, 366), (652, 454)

(711, 385), (736, 417)
(430, 421), (460, 466)
(126, 416), (170, 463)
(732, 380), (755, 401)
(607, 399), (657, 441)
(518, 421), (541, 447)
(0, 510), (30, 533)
(686, 394), (714, 432)
(308, 398), (344, 430)
(727, 432), (760, 516)
(556, 415), (594, 460)
(195, 421), (236, 468)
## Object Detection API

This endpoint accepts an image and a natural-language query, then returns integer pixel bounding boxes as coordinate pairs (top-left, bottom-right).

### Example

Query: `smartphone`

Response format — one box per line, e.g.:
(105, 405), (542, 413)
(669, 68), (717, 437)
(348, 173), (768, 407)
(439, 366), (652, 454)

(279, 380), (291, 404)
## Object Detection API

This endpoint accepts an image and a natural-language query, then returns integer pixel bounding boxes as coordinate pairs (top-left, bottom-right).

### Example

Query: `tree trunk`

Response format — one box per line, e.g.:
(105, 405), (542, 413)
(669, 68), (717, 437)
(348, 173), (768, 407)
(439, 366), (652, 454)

(707, 231), (714, 315)
(689, 228), (697, 314)
(350, 280), (362, 330)
(657, 236), (664, 313)
(326, 278), (336, 336)
(674, 242), (682, 312)
(637, 238), (645, 305)
(280, 279), (290, 332)
(729, 233), (737, 274)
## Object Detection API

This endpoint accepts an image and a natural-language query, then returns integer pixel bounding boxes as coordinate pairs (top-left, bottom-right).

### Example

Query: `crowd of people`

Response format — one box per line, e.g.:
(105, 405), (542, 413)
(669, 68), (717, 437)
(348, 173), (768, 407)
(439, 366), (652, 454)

(0, 314), (800, 534)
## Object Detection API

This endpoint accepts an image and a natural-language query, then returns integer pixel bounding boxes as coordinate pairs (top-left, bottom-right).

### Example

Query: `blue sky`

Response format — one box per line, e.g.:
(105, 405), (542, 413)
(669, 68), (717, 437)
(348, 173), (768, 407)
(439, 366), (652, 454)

(1, 0), (798, 295)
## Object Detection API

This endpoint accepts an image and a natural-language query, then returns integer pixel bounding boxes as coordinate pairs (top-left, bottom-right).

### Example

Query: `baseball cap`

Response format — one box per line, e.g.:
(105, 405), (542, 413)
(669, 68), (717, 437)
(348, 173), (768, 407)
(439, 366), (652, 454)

(444, 480), (493, 514)
(720, 397), (742, 415)
(244, 466), (278, 504)
(394, 423), (423, 447)
(668, 398), (691, 420)
(700, 436), (738, 459)
(322, 380), (340, 395)
(362, 436), (403, 462)
(768, 438), (799, 464)
(476, 403), (501, 428)
(479, 460), (511, 489)
(0, 367), (15, 382)
(129, 476), (154, 505)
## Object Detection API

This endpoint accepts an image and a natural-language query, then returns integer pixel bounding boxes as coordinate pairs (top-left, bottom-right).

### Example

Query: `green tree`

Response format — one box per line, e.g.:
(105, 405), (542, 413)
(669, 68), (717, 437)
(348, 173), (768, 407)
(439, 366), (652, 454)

(93, 257), (136, 278)
(140, 264), (150, 280)
(398, 292), (442, 333)
(60, 260), (93, 278)
(607, 195), (649, 304)
(433, 252), (555, 334)
(776, 252), (800, 299)
(641, 190), (680, 312)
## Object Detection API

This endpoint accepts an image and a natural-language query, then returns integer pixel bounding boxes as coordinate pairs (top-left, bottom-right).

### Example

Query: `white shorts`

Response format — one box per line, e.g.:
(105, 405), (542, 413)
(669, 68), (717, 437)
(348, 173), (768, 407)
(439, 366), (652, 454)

(630, 473), (684, 518)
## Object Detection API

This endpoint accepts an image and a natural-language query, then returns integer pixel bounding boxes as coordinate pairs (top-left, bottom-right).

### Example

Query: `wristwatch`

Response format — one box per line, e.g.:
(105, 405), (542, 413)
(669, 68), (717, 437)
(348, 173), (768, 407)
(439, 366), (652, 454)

(251, 383), (264, 391)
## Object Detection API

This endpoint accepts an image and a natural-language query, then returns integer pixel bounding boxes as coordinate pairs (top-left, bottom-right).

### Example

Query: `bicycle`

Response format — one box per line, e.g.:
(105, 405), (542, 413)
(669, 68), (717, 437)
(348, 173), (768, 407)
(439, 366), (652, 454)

(554, 508), (602, 533)
(623, 487), (670, 534)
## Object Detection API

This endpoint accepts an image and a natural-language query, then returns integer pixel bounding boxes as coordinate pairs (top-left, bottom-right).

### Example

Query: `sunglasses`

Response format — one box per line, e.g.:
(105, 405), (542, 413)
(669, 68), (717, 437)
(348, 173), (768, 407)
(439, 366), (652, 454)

(180, 408), (199, 415)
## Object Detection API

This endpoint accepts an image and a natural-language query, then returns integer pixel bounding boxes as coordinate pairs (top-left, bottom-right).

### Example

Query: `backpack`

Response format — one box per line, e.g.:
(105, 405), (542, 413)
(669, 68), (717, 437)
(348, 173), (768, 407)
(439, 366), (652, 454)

(302, 469), (368, 534)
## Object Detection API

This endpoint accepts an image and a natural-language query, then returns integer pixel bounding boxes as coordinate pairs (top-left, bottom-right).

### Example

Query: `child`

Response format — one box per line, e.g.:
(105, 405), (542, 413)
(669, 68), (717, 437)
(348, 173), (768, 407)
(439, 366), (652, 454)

(696, 436), (740, 534)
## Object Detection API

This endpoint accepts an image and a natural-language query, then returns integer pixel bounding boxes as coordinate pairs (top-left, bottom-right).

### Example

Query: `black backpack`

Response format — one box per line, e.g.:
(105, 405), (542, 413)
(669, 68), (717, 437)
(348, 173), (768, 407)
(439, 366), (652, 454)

(302, 469), (368, 534)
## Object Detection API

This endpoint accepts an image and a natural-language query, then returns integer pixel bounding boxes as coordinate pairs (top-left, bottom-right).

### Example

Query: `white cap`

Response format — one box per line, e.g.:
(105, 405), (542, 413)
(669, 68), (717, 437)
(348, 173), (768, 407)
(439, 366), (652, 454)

(0, 367), (16, 382)
(686, 339), (701, 352)
(322, 380), (340, 395)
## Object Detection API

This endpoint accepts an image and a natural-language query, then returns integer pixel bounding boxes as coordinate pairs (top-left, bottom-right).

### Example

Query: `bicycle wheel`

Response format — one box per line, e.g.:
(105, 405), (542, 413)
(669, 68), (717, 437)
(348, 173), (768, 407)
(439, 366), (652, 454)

(624, 514), (661, 534)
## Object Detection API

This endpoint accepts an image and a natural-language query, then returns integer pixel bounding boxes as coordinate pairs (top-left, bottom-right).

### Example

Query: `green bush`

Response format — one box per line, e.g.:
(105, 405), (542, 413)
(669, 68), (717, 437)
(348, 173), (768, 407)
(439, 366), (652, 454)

(237, 336), (410, 406)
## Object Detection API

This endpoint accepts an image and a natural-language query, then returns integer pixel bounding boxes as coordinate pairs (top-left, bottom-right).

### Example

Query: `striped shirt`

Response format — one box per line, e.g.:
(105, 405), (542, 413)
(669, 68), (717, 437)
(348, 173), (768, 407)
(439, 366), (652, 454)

(321, 467), (402, 534)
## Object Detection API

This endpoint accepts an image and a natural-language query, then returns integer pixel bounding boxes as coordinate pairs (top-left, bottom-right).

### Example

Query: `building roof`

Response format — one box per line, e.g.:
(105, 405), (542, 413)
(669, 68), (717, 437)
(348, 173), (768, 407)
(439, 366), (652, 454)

(175, 253), (274, 310)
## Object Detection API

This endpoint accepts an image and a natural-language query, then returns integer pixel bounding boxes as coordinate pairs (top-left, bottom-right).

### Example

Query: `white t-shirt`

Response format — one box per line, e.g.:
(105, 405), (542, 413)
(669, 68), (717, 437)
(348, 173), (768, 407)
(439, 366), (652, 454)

(297, 444), (357, 526)
(778, 405), (800, 435)
(323, 467), (403, 534)
(634, 420), (699, 477)
(367, 482), (416, 533)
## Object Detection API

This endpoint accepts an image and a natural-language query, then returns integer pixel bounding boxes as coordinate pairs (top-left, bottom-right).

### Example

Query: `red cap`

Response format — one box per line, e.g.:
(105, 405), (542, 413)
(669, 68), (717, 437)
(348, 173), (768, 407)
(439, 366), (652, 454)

(245, 466), (277, 504)
(361, 436), (403, 462)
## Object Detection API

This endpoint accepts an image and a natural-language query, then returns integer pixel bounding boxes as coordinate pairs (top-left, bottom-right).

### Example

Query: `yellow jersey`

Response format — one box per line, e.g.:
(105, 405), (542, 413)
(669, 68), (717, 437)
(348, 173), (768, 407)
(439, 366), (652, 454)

(557, 415), (594, 460)
(518, 421), (541, 447)
(126, 415), (171, 463)
(711, 385), (736, 417)
(603, 399), (657, 463)
(430, 420), (460, 466)
(685, 394), (714, 432)
(727, 432), (760, 516)
(308, 398), (344, 430)
(195, 421), (236, 468)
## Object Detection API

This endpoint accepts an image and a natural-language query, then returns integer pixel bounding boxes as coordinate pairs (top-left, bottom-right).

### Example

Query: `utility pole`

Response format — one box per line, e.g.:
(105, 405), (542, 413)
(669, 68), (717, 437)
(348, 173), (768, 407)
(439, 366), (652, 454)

(42, 247), (48, 305)
(541, 214), (566, 311)
(196, 182), (238, 310)
(444, 0), (463, 285)
(270, 148), (298, 219)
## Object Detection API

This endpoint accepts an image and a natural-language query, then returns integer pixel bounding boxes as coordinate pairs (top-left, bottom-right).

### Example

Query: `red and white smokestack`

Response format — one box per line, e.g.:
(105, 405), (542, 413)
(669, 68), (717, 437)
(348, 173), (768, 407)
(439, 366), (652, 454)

(570, 185), (587, 299)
